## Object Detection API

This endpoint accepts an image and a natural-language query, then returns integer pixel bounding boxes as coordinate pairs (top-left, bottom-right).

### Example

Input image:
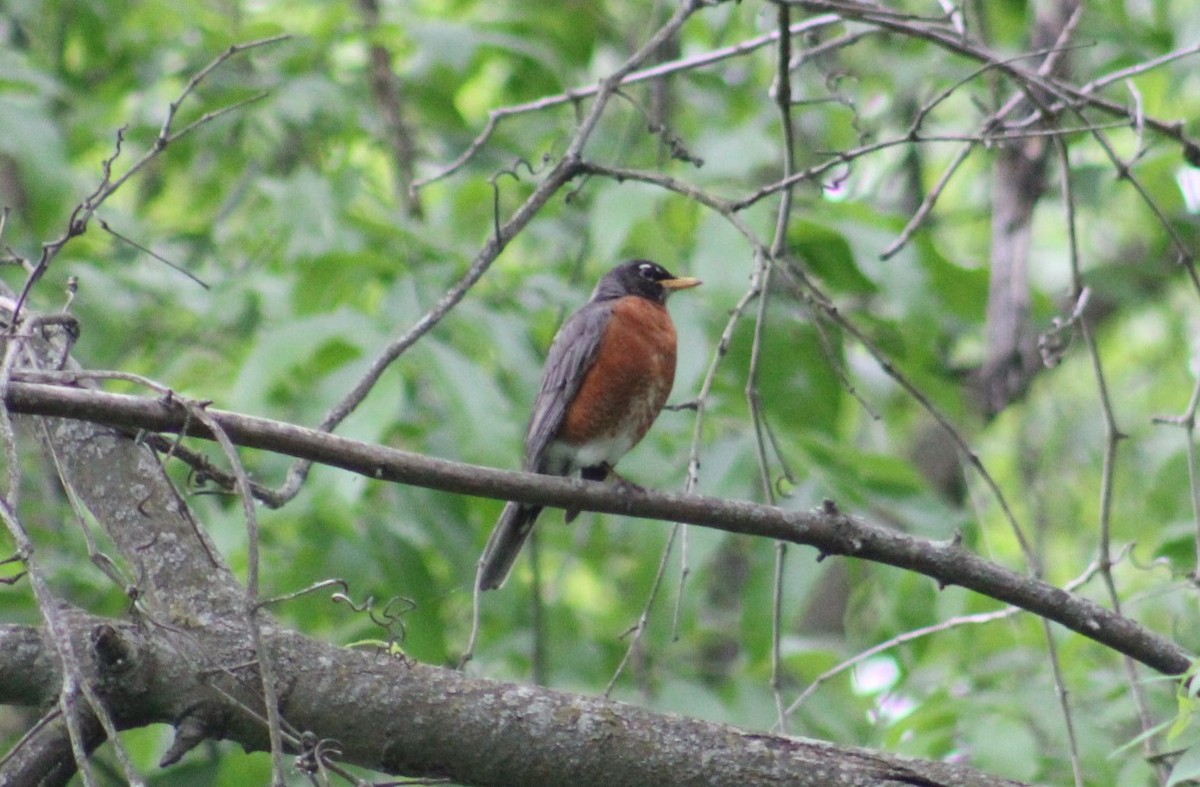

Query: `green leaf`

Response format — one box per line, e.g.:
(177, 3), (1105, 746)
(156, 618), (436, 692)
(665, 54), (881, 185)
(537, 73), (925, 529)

(790, 220), (878, 295)
(917, 236), (988, 319)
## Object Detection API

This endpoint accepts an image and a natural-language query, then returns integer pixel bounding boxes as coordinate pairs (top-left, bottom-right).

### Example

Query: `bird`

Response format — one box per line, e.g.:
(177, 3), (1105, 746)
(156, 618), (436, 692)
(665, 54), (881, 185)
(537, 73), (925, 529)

(477, 260), (701, 591)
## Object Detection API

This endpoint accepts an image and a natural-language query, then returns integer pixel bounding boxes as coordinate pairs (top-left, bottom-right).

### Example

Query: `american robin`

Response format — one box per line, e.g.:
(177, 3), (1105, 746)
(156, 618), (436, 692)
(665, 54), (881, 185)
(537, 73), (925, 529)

(477, 260), (702, 591)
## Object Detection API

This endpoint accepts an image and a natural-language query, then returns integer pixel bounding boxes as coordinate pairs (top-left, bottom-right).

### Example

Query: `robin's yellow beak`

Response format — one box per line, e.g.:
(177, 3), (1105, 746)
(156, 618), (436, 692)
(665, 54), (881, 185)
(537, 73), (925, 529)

(661, 276), (702, 291)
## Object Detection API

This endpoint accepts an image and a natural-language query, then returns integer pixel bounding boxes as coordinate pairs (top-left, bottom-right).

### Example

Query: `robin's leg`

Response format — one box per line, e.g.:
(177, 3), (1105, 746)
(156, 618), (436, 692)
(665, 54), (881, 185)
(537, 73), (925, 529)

(565, 464), (642, 523)
(564, 465), (611, 524)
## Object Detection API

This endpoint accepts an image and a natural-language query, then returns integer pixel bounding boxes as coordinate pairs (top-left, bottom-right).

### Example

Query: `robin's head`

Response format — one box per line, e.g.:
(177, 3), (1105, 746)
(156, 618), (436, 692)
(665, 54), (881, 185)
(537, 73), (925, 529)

(592, 260), (702, 304)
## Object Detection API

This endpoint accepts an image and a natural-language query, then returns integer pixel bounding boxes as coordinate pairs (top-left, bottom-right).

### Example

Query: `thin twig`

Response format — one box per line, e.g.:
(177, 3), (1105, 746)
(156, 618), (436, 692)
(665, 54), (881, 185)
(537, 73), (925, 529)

(0, 501), (112, 786)
(1053, 135), (1165, 782)
(780, 264), (1044, 586)
(10, 36), (286, 325)
(184, 401), (289, 785)
(605, 521), (683, 696)
(787, 0), (1198, 153)
(359, 0), (424, 218)
(879, 142), (973, 260)
(412, 14), (843, 190)
(880, 4), (1083, 261)
(671, 249), (771, 638)
(271, 153), (586, 508)
(97, 218), (211, 290)
(275, 1), (708, 513)
(784, 549), (1115, 716)
(1081, 40), (1200, 95)
(256, 578), (350, 609)
(759, 1), (800, 734)
(588, 117), (1126, 217)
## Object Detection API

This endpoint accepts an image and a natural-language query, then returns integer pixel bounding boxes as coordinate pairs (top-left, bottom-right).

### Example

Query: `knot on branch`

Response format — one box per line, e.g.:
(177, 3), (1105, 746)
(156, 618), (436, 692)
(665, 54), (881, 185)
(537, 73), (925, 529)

(91, 624), (136, 675)
(647, 123), (704, 167)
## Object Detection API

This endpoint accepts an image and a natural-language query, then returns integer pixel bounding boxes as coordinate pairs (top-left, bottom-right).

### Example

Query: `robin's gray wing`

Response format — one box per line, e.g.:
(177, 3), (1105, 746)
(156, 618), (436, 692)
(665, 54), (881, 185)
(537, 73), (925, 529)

(523, 300), (614, 474)
(478, 301), (612, 591)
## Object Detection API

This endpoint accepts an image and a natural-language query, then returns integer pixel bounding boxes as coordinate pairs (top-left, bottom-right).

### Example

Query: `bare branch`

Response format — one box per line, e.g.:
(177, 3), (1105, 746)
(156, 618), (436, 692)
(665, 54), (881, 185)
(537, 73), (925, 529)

(413, 14), (844, 190)
(0, 616), (1030, 787)
(2, 378), (1192, 677)
(1082, 40), (1200, 95)
(786, 0), (1199, 153)
(9, 35), (287, 324)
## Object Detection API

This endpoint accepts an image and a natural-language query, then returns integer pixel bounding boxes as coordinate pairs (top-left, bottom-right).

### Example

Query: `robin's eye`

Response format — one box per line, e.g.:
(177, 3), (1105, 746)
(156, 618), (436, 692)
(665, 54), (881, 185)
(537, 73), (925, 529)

(638, 264), (656, 279)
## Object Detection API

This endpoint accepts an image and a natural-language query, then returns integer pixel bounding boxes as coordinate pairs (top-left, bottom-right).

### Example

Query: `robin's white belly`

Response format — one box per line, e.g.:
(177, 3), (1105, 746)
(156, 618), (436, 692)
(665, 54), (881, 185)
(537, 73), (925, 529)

(547, 430), (638, 472)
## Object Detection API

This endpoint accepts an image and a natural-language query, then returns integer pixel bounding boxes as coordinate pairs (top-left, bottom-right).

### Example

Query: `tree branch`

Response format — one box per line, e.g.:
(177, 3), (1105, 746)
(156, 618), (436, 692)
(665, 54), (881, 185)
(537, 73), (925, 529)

(4, 377), (1191, 678)
(0, 340), (1040, 786)
(785, 0), (1200, 158)
(0, 618), (1029, 787)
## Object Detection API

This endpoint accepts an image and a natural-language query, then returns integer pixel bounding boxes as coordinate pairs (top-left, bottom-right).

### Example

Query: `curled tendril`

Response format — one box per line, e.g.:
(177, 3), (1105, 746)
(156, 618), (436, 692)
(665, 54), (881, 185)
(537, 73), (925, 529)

(332, 592), (417, 650)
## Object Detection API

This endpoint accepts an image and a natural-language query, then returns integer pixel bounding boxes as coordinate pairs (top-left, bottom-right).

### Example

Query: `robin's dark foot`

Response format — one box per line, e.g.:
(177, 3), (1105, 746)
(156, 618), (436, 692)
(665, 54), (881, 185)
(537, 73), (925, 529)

(581, 463), (611, 483)
(604, 464), (644, 494)
(565, 464), (643, 522)
(566, 464), (610, 523)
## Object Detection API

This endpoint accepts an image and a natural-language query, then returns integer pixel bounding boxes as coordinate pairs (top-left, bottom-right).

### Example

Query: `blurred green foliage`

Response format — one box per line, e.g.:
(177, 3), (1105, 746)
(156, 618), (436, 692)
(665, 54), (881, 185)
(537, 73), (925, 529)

(3, 0), (1200, 784)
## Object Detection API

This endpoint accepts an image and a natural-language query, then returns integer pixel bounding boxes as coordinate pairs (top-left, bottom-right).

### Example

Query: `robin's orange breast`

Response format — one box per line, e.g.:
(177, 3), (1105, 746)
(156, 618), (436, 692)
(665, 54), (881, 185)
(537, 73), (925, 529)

(558, 295), (677, 464)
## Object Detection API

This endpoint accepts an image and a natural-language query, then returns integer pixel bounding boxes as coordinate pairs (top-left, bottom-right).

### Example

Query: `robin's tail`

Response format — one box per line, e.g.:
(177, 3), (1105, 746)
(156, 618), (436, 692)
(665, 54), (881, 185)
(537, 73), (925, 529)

(478, 502), (543, 591)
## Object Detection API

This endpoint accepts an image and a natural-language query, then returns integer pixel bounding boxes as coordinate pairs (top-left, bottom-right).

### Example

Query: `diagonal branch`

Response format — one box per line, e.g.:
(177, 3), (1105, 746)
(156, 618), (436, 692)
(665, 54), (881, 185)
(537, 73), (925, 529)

(3, 378), (1191, 678)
